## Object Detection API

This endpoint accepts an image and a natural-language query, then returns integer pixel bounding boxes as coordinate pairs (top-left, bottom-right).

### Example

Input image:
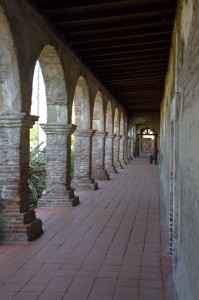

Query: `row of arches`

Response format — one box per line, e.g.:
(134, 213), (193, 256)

(0, 7), (131, 242)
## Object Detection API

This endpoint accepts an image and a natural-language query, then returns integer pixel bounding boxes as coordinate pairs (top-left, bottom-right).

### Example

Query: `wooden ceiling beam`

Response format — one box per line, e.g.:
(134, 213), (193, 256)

(78, 43), (170, 57)
(72, 32), (171, 51)
(103, 73), (166, 80)
(68, 25), (173, 44)
(37, 0), (134, 11)
(90, 57), (168, 69)
(46, 3), (176, 25)
(85, 50), (169, 63)
(58, 14), (174, 34)
(94, 63), (167, 75)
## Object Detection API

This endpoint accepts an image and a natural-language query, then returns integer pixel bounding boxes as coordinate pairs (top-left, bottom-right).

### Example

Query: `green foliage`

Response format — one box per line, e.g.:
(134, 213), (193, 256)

(29, 143), (46, 208)
(30, 126), (39, 150)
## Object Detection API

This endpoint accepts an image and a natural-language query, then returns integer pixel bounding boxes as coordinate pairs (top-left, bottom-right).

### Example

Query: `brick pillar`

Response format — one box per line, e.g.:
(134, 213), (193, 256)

(92, 131), (110, 180)
(114, 135), (123, 169)
(105, 134), (117, 173)
(130, 138), (134, 160)
(0, 113), (43, 242)
(72, 129), (98, 190)
(124, 136), (130, 163)
(119, 136), (128, 165)
(37, 124), (79, 208)
(127, 137), (133, 161)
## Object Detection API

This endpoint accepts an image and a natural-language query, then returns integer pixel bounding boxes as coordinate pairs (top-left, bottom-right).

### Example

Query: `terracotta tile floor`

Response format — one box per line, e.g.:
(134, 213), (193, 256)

(0, 157), (174, 300)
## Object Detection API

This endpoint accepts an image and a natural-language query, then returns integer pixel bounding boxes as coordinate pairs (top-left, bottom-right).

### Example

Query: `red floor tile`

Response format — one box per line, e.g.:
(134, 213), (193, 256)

(0, 157), (174, 300)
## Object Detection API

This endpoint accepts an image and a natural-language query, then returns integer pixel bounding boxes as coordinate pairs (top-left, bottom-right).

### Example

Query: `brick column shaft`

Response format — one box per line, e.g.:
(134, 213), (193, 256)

(119, 136), (128, 165)
(105, 134), (117, 173)
(124, 136), (130, 163)
(37, 124), (79, 208)
(92, 131), (110, 180)
(0, 113), (43, 242)
(114, 135), (123, 169)
(72, 129), (98, 190)
(131, 138), (135, 159)
(127, 137), (133, 160)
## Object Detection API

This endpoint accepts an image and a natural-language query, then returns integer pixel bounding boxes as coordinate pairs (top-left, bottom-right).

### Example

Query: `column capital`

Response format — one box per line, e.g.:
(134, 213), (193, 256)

(40, 123), (77, 134)
(107, 133), (117, 139)
(0, 113), (38, 128)
(115, 134), (122, 139)
(93, 131), (108, 138)
(74, 129), (96, 137)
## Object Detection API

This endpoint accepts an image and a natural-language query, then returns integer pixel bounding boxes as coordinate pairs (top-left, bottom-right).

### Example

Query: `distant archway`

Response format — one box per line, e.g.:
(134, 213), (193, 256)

(136, 127), (158, 156)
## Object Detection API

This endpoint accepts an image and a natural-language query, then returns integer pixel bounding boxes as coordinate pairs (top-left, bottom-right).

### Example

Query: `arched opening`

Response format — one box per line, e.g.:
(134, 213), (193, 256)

(114, 108), (119, 135)
(92, 91), (109, 180)
(140, 127), (157, 155)
(106, 100), (113, 134)
(119, 112), (126, 164)
(92, 91), (104, 131)
(31, 45), (76, 208)
(113, 108), (122, 169)
(72, 76), (90, 129)
(0, 7), (43, 241)
(72, 76), (97, 189)
(29, 60), (47, 208)
(105, 101), (117, 173)
(120, 112), (124, 136)
(71, 76), (90, 178)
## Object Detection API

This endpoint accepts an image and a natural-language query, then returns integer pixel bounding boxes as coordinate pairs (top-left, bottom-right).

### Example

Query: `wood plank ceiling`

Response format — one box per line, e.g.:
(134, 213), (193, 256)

(27, 0), (177, 113)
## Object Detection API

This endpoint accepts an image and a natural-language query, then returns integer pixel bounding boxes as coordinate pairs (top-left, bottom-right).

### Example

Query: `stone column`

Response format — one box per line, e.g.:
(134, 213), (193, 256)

(114, 135), (123, 169)
(72, 129), (98, 190)
(119, 135), (128, 165)
(124, 136), (130, 163)
(92, 131), (110, 180)
(0, 113), (43, 242)
(127, 137), (133, 161)
(37, 124), (79, 208)
(105, 134), (117, 173)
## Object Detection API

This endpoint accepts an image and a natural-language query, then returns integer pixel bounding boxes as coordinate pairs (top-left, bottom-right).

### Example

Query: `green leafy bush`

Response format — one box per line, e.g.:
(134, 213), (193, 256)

(29, 143), (46, 208)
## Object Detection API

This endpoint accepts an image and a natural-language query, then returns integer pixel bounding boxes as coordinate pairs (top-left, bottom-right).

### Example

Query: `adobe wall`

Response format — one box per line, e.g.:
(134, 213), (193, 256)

(160, 1), (199, 299)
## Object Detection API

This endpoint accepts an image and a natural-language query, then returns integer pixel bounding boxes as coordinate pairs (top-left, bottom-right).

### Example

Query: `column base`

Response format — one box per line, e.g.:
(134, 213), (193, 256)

(72, 178), (98, 190)
(106, 165), (118, 174)
(0, 210), (43, 242)
(121, 159), (128, 165)
(38, 189), (79, 208)
(115, 162), (124, 169)
(93, 170), (110, 180)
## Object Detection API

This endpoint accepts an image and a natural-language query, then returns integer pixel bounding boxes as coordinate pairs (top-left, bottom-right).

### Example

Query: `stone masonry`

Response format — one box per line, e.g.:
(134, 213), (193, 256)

(105, 133), (117, 173)
(114, 135), (123, 169)
(92, 131), (110, 180)
(119, 135), (128, 165)
(72, 129), (98, 190)
(37, 124), (79, 208)
(0, 113), (43, 242)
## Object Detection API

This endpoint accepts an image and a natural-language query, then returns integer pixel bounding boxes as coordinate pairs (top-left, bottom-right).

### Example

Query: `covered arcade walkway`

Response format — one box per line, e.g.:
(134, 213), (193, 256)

(0, 158), (173, 300)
